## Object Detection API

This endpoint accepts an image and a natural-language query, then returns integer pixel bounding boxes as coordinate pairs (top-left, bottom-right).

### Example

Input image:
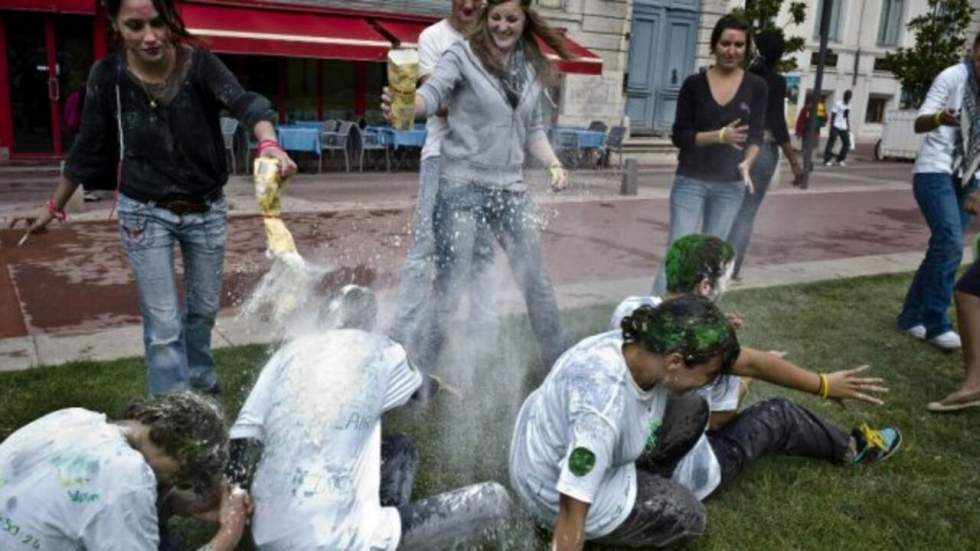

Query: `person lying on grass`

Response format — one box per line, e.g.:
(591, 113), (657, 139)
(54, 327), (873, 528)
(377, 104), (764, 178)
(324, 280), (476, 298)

(0, 393), (247, 551)
(225, 285), (511, 550)
(609, 234), (899, 501)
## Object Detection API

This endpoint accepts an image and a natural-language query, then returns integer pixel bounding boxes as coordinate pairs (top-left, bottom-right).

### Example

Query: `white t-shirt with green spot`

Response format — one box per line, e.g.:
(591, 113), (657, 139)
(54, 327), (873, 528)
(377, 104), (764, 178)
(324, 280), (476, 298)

(0, 408), (159, 551)
(509, 331), (670, 538)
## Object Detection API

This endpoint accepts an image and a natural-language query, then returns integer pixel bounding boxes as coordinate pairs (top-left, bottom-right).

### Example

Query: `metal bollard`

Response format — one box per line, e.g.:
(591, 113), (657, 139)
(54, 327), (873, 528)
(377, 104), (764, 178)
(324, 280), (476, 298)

(620, 158), (638, 196)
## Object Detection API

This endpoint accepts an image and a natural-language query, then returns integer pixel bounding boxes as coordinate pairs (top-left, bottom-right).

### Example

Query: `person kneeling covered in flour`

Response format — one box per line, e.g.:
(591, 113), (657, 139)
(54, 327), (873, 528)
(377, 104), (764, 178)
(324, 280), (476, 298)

(0, 393), (247, 551)
(226, 285), (511, 550)
(610, 234), (901, 506)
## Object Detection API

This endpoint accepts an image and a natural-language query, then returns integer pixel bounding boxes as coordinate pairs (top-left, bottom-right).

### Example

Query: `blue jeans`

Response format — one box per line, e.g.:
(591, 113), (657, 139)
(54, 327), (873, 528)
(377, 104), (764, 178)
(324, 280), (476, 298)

(117, 193), (226, 395)
(652, 175), (747, 295)
(898, 173), (977, 337)
(424, 180), (564, 369)
(729, 142), (779, 276)
(389, 157), (496, 357)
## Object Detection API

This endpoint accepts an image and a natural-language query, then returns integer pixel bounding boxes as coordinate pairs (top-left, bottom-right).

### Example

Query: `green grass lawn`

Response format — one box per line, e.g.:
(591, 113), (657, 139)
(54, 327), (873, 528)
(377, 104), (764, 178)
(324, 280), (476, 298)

(2, 273), (979, 550)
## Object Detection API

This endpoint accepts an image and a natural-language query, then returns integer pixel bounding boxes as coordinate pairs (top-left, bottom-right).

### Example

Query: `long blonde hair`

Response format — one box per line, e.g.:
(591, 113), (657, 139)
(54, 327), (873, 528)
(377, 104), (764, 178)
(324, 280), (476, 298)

(469, 0), (574, 84)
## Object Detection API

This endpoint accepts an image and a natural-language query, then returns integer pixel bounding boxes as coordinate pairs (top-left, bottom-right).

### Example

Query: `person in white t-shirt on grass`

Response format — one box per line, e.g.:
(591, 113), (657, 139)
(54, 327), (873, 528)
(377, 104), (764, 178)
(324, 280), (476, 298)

(0, 393), (248, 551)
(898, 32), (980, 351)
(388, 0), (496, 379)
(823, 89), (852, 167)
(509, 295), (741, 548)
(227, 285), (511, 550)
(610, 234), (901, 504)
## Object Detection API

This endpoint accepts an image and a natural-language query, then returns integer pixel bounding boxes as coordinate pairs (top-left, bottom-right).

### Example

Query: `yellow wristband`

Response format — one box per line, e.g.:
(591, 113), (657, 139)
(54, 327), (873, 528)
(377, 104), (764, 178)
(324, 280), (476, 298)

(935, 111), (944, 126)
(719, 127), (727, 144)
(819, 373), (830, 400)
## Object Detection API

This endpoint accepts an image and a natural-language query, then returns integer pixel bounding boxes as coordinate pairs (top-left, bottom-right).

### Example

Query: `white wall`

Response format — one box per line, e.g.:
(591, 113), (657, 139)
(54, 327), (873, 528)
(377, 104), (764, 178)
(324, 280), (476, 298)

(537, 0), (633, 128)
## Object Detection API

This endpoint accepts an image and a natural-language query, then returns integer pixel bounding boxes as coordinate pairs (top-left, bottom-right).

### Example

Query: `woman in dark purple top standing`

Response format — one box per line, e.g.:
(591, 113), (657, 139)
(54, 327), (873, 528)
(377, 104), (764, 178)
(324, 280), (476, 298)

(651, 14), (767, 295)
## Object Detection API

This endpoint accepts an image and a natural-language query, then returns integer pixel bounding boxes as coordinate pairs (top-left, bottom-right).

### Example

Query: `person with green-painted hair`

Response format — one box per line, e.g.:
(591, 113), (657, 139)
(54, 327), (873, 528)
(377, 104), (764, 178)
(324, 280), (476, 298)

(609, 234), (901, 506)
(511, 294), (903, 549)
(509, 295), (740, 548)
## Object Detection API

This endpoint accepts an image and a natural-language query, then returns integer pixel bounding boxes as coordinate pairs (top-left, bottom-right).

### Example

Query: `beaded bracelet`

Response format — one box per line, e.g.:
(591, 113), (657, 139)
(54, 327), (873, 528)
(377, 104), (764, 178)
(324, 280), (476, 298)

(257, 139), (283, 156)
(47, 197), (67, 222)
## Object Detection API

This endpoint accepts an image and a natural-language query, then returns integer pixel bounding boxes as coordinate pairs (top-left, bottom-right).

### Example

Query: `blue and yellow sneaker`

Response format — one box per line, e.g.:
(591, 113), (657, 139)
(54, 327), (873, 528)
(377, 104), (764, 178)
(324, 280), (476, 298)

(850, 423), (902, 464)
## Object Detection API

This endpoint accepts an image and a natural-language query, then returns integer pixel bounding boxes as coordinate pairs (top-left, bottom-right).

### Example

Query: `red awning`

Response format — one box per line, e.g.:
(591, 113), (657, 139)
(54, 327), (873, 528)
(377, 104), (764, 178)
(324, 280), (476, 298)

(538, 35), (603, 76)
(373, 18), (429, 49)
(0, 0), (96, 14)
(179, 3), (391, 61)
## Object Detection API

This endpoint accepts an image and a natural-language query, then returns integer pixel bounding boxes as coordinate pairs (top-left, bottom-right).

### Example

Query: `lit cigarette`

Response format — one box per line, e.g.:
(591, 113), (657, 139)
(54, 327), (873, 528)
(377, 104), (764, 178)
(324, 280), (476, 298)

(17, 231), (30, 247)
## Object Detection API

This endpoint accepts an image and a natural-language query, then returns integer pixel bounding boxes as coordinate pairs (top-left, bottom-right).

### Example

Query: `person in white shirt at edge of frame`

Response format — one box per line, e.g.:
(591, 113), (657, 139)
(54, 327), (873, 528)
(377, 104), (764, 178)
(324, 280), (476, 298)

(898, 31), (980, 352)
(506, 261), (903, 550)
(388, 0), (499, 395)
(225, 285), (512, 550)
(0, 392), (248, 551)
(823, 89), (852, 167)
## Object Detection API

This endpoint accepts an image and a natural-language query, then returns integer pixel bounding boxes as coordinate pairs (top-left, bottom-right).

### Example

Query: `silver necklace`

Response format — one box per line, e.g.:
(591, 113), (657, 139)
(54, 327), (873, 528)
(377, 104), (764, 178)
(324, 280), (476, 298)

(129, 50), (174, 109)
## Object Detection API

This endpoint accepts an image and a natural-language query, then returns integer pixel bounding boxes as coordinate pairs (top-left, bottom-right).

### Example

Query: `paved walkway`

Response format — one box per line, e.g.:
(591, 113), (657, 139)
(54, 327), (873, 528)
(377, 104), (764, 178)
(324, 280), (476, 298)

(0, 154), (953, 371)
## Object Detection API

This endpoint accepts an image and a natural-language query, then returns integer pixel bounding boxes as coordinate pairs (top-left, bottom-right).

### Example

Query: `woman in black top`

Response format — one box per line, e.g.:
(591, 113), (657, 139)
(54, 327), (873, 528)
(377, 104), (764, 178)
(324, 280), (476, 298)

(727, 30), (805, 279)
(12, 0), (296, 396)
(651, 14), (766, 295)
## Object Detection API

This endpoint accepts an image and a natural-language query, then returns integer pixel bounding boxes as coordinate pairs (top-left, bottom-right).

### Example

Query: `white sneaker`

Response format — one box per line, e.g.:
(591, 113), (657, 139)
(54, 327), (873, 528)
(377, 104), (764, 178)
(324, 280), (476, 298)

(905, 324), (926, 340)
(823, 160), (835, 167)
(838, 160), (847, 167)
(929, 331), (962, 350)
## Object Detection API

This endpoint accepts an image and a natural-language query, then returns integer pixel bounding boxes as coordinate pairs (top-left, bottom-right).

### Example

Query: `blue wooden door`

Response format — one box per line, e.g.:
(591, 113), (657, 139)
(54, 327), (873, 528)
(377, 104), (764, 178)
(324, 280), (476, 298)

(626, 0), (700, 135)
(625, 4), (661, 134)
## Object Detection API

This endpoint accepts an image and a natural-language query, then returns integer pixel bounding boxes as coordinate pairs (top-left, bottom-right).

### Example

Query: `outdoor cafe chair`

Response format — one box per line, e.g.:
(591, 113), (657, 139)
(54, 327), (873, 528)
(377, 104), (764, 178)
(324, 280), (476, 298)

(220, 116), (239, 174)
(354, 126), (390, 172)
(604, 125), (627, 169)
(321, 121), (355, 172)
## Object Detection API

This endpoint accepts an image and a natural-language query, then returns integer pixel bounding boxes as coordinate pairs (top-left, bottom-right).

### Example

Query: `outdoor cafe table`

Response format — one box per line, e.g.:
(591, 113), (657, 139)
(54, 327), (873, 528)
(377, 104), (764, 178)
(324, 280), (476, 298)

(555, 127), (606, 149)
(277, 126), (321, 154)
(367, 125), (427, 169)
(553, 127), (607, 168)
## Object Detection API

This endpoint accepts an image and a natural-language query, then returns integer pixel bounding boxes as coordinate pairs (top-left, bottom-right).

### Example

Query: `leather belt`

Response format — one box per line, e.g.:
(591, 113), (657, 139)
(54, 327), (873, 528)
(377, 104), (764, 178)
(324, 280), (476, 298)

(156, 197), (210, 215)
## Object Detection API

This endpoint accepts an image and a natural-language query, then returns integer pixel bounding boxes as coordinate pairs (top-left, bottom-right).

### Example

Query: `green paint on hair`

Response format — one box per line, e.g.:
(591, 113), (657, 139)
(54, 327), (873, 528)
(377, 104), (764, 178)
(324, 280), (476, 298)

(664, 234), (735, 293)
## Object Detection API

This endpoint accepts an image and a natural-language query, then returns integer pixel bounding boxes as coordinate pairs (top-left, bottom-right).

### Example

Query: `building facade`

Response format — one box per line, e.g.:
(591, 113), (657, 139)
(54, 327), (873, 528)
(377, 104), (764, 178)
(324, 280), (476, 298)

(697, 1), (980, 142)
(0, 0), (619, 162)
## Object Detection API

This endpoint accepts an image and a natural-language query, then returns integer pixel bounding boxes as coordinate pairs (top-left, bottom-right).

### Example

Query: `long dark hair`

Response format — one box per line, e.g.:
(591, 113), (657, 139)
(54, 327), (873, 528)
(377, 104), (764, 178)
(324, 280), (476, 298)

(750, 29), (785, 76)
(102, 0), (193, 43)
(469, 0), (573, 84)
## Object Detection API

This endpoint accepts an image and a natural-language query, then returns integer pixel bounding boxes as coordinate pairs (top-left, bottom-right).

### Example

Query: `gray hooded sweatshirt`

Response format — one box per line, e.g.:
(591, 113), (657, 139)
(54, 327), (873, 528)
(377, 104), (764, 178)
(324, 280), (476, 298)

(417, 40), (548, 190)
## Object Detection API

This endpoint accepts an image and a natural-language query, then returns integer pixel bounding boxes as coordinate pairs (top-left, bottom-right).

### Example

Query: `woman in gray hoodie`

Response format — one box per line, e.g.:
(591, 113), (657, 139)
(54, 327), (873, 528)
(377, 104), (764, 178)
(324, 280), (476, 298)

(383, 0), (573, 372)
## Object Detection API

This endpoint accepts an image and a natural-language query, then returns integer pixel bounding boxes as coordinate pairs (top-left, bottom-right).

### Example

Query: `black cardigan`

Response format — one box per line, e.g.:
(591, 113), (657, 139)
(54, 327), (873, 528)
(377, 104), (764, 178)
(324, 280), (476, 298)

(64, 47), (276, 200)
(671, 71), (768, 182)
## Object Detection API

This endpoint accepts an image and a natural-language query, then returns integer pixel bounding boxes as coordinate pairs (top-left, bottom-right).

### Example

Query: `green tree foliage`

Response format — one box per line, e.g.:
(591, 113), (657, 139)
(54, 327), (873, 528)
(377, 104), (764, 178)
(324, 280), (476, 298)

(884, 0), (974, 107)
(735, 0), (808, 70)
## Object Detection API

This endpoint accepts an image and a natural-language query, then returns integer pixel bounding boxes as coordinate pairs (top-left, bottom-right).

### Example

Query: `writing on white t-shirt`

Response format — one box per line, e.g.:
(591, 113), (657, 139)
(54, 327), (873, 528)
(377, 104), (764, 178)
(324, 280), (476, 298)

(0, 409), (159, 551)
(231, 330), (422, 551)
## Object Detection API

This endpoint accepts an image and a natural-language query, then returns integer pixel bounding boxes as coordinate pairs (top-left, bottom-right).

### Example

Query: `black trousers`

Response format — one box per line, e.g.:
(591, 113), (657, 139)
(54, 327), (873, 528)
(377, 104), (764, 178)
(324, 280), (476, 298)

(824, 126), (851, 163)
(598, 396), (850, 548)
